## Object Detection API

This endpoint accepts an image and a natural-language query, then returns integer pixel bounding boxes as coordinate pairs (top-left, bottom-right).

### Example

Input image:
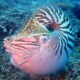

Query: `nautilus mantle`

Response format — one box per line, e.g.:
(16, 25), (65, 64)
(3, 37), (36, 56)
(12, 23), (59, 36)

(4, 5), (75, 75)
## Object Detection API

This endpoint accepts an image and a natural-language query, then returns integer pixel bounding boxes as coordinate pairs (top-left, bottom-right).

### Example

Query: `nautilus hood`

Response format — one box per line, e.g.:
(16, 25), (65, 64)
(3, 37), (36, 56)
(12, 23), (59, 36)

(13, 16), (50, 40)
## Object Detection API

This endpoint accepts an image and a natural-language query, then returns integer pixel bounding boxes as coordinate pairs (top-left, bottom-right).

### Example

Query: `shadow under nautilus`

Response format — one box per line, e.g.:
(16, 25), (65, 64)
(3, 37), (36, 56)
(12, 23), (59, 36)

(4, 5), (74, 75)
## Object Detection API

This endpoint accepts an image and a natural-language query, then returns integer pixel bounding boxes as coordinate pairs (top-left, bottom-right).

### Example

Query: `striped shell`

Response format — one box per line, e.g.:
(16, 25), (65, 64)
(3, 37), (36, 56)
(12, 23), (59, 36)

(4, 5), (75, 75)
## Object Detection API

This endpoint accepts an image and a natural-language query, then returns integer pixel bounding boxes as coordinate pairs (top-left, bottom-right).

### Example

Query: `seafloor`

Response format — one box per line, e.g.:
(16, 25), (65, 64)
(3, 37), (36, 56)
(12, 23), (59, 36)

(0, 0), (80, 80)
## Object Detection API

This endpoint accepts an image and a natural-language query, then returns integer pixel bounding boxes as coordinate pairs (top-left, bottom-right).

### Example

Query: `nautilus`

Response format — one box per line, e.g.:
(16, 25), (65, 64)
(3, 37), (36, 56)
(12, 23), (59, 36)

(4, 5), (75, 75)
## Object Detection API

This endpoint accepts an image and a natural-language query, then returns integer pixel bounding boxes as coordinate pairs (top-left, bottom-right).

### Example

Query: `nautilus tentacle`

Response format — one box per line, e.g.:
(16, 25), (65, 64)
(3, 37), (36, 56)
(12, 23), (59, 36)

(4, 5), (74, 75)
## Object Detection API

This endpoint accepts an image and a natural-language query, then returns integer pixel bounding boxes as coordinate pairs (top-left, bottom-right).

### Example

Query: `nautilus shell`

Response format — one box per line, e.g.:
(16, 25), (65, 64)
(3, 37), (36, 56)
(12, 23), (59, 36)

(4, 5), (74, 75)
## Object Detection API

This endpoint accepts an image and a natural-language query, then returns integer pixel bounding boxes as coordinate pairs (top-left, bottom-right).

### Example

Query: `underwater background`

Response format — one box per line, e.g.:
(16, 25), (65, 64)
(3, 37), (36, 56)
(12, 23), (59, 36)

(0, 0), (80, 80)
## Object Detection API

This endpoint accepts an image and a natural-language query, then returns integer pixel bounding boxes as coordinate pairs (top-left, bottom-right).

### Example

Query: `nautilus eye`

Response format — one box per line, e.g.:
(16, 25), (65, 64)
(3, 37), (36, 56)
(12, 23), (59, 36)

(46, 25), (54, 32)
(4, 5), (74, 75)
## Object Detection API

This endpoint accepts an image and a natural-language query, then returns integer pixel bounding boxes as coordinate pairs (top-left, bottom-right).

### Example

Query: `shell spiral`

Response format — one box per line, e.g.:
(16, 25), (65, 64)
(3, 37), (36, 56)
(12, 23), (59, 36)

(34, 5), (75, 58)
(4, 5), (75, 75)
(30, 5), (75, 74)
